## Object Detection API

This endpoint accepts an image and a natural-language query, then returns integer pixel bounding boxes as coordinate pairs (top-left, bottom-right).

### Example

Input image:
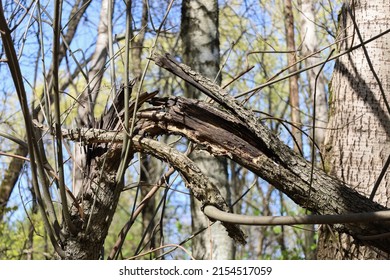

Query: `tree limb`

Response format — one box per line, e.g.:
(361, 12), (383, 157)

(36, 93), (390, 254)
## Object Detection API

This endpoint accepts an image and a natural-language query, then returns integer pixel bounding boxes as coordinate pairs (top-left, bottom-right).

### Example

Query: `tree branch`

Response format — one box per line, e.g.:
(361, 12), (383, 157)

(35, 93), (390, 253)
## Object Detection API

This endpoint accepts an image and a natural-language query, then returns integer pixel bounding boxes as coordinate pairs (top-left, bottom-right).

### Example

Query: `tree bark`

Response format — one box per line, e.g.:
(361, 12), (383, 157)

(58, 88), (159, 259)
(145, 53), (390, 255)
(49, 54), (390, 256)
(299, 0), (328, 147)
(181, 0), (234, 259)
(284, 0), (303, 153)
(318, 0), (390, 259)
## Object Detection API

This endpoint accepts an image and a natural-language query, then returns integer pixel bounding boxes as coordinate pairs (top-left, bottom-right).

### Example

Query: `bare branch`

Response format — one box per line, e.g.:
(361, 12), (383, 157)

(204, 205), (390, 226)
(0, 2), (65, 257)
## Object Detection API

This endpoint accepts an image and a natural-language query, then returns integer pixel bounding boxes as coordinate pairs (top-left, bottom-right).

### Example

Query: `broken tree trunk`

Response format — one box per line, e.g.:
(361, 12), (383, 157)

(142, 53), (390, 255)
(52, 86), (158, 259)
(136, 94), (390, 255)
(38, 53), (390, 258)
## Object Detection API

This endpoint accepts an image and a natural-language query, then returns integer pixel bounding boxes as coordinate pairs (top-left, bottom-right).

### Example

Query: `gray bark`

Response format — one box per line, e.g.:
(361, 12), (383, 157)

(317, 0), (390, 259)
(47, 51), (390, 257)
(58, 88), (159, 259)
(181, 0), (234, 259)
(146, 53), (390, 256)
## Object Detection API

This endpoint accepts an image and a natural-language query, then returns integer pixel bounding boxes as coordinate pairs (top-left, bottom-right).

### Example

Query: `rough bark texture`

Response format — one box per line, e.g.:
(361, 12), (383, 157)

(59, 87), (126, 259)
(137, 94), (390, 254)
(181, 0), (234, 259)
(49, 52), (390, 257)
(318, 0), (390, 259)
(132, 135), (246, 246)
(145, 53), (390, 255)
(58, 87), (159, 259)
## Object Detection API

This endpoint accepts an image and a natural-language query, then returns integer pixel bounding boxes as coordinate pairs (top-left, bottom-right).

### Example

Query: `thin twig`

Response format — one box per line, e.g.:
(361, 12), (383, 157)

(115, 0), (175, 184)
(128, 244), (195, 260)
(236, 28), (390, 98)
(307, 49), (334, 209)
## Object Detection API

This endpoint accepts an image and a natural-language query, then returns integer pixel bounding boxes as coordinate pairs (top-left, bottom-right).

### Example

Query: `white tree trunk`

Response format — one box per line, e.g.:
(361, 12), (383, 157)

(300, 0), (328, 147)
(73, 0), (110, 196)
(318, 0), (390, 259)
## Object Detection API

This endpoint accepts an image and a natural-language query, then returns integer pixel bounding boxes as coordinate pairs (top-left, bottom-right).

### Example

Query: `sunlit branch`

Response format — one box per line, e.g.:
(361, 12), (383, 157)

(204, 205), (390, 226)
(52, 0), (77, 236)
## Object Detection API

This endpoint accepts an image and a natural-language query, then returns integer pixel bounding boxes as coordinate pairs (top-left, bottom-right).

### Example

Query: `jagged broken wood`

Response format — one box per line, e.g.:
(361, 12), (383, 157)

(43, 93), (390, 253)
(33, 53), (390, 257)
(146, 53), (390, 254)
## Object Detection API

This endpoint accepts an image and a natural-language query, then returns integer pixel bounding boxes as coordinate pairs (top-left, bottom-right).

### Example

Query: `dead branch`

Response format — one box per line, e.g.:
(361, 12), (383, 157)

(35, 92), (390, 254)
(31, 53), (390, 255)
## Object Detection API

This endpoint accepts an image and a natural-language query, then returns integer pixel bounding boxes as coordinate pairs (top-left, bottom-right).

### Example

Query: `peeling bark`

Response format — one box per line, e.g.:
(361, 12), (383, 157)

(181, 0), (233, 259)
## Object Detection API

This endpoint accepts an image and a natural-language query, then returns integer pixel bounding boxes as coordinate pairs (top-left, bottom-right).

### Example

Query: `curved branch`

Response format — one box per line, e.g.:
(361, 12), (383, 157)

(53, 0), (77, 236)
(132, 135), (247, 245)
(37, 92), (390, 253)
(204, 205), (390, 226)
(137, 95), (390, 253)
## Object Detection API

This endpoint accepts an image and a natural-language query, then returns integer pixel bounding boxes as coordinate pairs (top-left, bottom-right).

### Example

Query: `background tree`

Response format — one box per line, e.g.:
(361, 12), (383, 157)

(284, 0), (303, 153)
(297, 0), (329, 260)
(181, 0), (233, 260)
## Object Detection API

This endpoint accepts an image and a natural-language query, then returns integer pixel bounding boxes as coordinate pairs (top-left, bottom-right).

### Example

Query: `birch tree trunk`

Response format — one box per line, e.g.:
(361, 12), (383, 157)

(317, 0), (390, 259)
(181, 0), (234, 259)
